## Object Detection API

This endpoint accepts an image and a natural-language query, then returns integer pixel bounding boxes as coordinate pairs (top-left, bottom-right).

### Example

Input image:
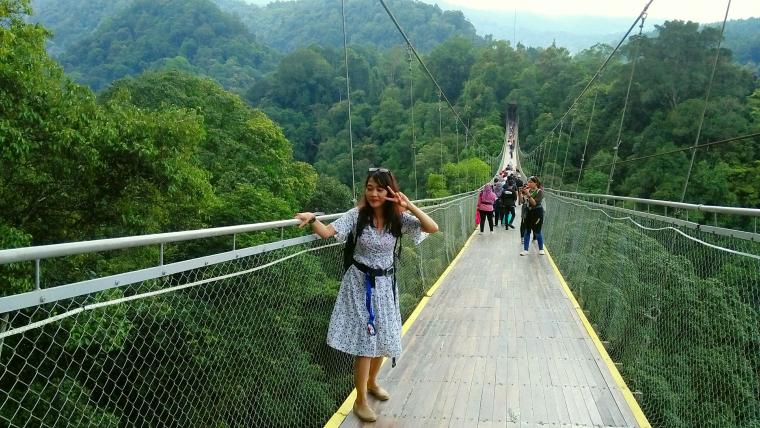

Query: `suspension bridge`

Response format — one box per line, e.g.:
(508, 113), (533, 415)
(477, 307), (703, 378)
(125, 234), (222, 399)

(2, 0), (759, 427)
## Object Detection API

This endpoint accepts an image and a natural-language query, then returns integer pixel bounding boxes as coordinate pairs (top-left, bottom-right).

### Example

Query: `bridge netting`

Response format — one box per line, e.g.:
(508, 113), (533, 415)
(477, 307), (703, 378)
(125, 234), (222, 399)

(0, 191), (482, 427)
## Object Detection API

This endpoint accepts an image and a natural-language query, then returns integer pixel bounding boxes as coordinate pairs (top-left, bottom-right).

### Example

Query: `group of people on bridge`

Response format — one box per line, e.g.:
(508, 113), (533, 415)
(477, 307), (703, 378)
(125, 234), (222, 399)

(477, 168), (546, 256)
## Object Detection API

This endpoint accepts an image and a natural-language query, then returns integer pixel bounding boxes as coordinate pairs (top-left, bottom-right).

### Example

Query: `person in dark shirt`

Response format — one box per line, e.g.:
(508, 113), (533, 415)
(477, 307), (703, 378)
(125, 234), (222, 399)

(501, 178), (517, 230)
(519, 176), (545, 255)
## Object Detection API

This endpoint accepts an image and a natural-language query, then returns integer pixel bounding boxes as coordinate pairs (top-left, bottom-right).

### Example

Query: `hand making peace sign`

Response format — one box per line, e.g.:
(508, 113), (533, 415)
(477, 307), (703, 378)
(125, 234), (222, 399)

(385, 187), (413, 210)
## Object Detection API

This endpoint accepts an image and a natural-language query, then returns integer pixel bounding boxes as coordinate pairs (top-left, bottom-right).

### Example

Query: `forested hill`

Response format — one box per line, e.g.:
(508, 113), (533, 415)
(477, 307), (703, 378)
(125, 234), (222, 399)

(57, 0), (278, 92)
(203, 0), (479, 53)
(720, 17), (760, 74)
(29, 0), (133, 56)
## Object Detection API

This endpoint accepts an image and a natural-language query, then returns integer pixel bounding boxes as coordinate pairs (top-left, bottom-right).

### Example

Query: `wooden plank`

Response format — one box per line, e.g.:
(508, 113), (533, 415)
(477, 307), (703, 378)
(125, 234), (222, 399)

(591, 386), (628, 427)
(579, 385), (605, 427)
(506, 357), (519, 386)
(382, 377), (416, 418)
(528, 357), (544, 386)
(492, 383), (507, 424)
(478, 357), (497, 423)
(561, 385), (592, 426)
(465, 357), (487, 422)
(403, 381), (442, 419)
(449, 357), (476, 422)
(530, 384), (548, 424)
(546, 385), (572, 425)
(431, 379), (460, 424)
(518, 383), (532, 424)
(505, 383), (521, 424)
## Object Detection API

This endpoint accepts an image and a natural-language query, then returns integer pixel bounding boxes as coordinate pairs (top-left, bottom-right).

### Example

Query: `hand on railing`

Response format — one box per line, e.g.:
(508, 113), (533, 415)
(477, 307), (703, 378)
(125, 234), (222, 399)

(294, 212), (317, 228)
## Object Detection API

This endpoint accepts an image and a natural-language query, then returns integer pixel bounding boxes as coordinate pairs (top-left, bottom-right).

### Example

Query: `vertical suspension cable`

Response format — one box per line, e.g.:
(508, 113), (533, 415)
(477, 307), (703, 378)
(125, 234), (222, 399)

(538, 135), (548, 177)
(340, 0), (357, 202)
(455, 122), (460, 162)
(576, 90), (598, 192)
(551, 120), (564, 187)
(560, 116), (576, 190)
(438, 90), (443, 171)
(408, 44), (418, 199)
(681, 0), (732, 202)
(606, 14), (646, 195)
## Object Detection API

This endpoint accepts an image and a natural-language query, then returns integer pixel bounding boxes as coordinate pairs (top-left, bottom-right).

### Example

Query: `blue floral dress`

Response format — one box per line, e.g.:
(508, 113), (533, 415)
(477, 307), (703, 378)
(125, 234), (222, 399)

(327, 208), (427, 357)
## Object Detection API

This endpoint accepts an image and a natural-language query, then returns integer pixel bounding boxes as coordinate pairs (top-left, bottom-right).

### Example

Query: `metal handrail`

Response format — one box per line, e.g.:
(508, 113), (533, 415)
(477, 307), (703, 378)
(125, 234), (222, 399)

(549, 189), (760, 217)
(0, 191), (478, 265)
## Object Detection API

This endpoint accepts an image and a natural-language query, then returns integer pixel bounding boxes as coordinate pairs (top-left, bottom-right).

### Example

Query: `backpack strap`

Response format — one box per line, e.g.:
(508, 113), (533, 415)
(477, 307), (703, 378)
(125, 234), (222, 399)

(391, 233), (402, 369)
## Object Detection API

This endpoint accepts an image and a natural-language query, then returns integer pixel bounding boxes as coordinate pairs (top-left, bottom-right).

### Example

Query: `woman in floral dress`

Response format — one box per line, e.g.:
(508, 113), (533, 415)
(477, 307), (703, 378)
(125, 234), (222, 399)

(295, 168), (439, 422)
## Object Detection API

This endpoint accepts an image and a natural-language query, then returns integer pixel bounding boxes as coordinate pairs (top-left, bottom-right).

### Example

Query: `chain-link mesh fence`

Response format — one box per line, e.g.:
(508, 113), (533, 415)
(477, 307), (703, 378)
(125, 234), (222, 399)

(543, 192), (760, 428)
(0, 194), (478, 427)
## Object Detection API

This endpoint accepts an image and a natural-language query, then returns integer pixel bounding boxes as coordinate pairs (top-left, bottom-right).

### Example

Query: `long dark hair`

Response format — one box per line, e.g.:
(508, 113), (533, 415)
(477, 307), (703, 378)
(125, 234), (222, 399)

(357, 169), (403, 237)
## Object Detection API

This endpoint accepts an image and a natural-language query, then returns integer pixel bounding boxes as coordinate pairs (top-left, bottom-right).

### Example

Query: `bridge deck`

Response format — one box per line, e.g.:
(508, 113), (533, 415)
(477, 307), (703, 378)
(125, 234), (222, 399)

(338, 228), (640, 427)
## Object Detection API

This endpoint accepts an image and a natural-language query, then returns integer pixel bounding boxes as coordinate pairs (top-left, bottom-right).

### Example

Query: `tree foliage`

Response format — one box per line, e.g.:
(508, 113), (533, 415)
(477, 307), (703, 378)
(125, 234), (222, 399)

(58, 0), (278, 92)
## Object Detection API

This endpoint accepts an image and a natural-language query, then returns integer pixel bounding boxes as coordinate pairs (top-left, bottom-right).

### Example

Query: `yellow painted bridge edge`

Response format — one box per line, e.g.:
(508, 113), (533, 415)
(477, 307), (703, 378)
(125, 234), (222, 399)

(545, 248), (652, 428)
(324, 230), (477, 428)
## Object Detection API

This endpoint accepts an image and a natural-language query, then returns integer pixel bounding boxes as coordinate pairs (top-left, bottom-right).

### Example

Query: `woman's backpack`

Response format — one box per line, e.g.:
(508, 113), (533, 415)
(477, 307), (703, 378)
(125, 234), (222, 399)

(342, 228), (360, 273)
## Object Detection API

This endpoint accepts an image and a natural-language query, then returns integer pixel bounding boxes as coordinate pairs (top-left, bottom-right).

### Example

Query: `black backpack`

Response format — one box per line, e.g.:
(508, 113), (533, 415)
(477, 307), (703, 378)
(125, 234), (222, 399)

(342, 228), (361, 274)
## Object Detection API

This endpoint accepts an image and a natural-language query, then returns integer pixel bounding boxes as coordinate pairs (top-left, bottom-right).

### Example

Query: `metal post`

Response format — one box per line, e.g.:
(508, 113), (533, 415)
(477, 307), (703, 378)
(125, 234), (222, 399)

(0, 313), (8, 361)
(35, 259), (40, 290)
(160, 243), (164, 266)
(233, 234), (237, 251)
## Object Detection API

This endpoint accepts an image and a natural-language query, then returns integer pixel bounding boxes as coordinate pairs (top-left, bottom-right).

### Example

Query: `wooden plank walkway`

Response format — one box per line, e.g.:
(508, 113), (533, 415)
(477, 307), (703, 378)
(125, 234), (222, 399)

(339, 227), (640, 428)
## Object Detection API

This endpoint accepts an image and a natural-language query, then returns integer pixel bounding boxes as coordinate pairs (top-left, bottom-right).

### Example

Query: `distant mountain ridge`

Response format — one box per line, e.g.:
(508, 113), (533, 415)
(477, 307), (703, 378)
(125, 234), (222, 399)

(59, 0), (278, 92)
(30, 0), (134, 56)
(30, 0), (758, 78)
(212, 0), (480, 53)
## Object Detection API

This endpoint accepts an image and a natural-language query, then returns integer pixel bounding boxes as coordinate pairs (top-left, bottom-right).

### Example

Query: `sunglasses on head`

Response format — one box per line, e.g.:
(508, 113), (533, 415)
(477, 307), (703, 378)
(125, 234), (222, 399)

(368, 167), (390, 173)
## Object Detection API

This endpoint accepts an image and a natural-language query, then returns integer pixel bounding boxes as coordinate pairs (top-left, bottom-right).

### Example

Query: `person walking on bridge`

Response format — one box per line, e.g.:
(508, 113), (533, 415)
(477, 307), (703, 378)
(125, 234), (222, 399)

(502, 176), (517, 230)
(477, 183), (497, 234)
(519, 176), (545, 255)
(493, 179), (505, 227)
(295, 167), (438, 422)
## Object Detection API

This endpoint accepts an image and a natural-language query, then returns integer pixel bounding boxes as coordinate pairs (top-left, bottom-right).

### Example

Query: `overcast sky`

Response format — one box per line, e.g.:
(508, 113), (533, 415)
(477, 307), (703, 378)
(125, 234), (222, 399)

(434, 0), (758, 23)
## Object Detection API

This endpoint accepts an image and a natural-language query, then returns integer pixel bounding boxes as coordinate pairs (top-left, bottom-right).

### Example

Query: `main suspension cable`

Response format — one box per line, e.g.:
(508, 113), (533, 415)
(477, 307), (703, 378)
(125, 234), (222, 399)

(340, 0), (357, 202)
(680, 0), (732, 202)
(378, 0), (484, 154)
(527, 0), (654, 156)
(408, 45), (419, 199)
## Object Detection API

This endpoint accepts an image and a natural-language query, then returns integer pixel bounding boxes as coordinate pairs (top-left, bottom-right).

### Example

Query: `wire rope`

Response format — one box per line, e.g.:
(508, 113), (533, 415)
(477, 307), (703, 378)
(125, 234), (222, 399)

(607, 14), (646, 194)
(576, 90), (598, 191)
(340, 0), (357, 202)
(680, 0), (732, 202)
